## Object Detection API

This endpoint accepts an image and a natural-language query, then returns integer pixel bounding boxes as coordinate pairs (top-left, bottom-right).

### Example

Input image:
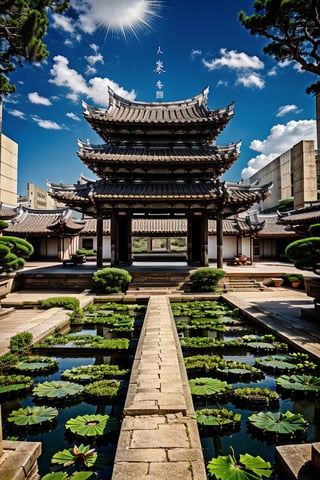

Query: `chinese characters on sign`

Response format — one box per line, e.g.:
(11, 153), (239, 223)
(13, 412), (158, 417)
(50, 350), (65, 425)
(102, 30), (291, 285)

(155, 46), (165, 99)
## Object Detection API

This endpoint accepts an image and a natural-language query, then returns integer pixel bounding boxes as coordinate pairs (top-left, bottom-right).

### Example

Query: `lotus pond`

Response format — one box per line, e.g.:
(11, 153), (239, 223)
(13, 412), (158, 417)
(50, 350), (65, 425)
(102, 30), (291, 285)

(0, 300), (146, 480)
(172, 299), (320, 478)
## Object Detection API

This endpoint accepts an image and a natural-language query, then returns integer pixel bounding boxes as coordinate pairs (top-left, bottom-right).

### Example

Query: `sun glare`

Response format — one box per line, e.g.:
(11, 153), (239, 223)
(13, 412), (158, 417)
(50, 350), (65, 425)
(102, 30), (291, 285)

(87, 0), (162, 38)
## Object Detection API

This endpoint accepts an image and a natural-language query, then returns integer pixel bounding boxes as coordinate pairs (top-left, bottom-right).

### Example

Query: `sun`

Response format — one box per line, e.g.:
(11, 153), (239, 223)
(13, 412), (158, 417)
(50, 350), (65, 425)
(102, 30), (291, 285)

(85, 0), (162, 38)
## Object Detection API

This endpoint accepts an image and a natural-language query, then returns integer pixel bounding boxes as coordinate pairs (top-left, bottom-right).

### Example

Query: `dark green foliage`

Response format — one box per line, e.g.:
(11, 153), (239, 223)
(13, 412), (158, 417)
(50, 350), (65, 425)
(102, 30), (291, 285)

(310, 224), (320, 236)
(0, 353), (19, 373)
(285, 236), (320, 275)
(0, 0), (70, 95)
(40, 296), (80, 312)
(76, 248), (96, 256)
(9, 331), (33, 354)
(189, 267), (226, 292)
(239, 0), (320, 95)
(278, 198), (294, 212)
(0, 219), (9, 230)
(92, 267), (132, 293)
(0, 235), (33, 273)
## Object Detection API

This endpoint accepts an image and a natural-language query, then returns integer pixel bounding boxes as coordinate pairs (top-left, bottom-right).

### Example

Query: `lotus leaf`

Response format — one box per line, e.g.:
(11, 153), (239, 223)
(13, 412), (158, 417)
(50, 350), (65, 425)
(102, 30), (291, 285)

(0, 374), (33, 396)
(51, 444), (98, 467)
(196, 408), (241, 429)
(247, 342), (275, 351)
(42, 473), (96, 480)
(65, 414), (120, 437)
(207, 452), (272, 479)
(42, 474), (68, 480)
(61, 364), (129, 383)
(84, 379), (126, 399)
(255, 354), (295, 369)
(7, 405), (58, 426)
(248, 410), (308, 435)
(33, 381), (84, 399)
(276, 374), (320, 393)
(189, 377), (231, 396)
(13, 356), (58, 373)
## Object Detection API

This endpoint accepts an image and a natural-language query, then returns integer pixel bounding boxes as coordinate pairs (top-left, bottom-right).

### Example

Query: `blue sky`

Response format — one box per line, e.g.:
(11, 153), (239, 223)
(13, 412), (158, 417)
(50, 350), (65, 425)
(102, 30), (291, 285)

(2, 0), (317, 196)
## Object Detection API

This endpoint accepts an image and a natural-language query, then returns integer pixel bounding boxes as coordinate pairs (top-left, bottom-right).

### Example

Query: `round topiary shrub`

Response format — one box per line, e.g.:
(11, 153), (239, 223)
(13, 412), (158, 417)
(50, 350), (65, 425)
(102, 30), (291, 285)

(92, 267), (132, 293)
(189, 267), (226, 292)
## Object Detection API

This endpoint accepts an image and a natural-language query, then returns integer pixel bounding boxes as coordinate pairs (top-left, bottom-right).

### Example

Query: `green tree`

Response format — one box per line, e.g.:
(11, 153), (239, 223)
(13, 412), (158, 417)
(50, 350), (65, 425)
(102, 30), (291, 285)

(239, 0), (320, 94)
(0, 0), (69, 95)
(285, 224), (320, 275)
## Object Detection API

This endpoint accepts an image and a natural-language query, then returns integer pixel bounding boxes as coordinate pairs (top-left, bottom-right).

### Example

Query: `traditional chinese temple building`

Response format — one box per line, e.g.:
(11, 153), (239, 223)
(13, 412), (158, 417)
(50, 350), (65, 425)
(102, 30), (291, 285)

(47, 87), (272, 267)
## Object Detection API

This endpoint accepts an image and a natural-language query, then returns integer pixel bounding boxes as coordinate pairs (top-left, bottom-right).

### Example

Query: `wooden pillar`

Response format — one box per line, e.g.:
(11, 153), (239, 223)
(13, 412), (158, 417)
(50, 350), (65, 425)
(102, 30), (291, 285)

(127, 213), (132, 265)
(216, 215), (223, 269)
(110, 211), (117, 266)
(96, 216), (103, 269)
(187, 214), (193, 264)
(202, 213), (208, 266)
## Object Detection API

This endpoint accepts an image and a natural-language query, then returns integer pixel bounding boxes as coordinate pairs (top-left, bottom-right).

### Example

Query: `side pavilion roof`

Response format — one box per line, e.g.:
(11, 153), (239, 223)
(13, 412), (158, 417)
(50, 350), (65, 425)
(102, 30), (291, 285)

(4, 207), (85, 237)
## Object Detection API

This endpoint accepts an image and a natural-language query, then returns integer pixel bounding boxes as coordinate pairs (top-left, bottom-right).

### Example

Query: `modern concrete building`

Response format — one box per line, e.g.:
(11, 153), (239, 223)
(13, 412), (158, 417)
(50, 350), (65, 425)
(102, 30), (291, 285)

(18, 182), (60, 210)
(248, 140), (317, 212)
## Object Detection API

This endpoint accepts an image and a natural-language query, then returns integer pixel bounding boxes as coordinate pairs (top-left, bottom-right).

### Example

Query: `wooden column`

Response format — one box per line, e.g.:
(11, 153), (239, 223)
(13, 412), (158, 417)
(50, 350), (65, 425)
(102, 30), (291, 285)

(202, 213), (208, 266)
(96, 216), (103, 269)
(110, 211), (118, 266)
(187, 213), (193, 264)
(216, 215), (223, 269)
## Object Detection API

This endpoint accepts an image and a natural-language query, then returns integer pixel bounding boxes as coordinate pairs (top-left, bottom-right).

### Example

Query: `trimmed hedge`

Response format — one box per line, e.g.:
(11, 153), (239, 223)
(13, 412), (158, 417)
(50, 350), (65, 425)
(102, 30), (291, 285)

(189, 267), (226, 292)
(92, 267), (132, 293)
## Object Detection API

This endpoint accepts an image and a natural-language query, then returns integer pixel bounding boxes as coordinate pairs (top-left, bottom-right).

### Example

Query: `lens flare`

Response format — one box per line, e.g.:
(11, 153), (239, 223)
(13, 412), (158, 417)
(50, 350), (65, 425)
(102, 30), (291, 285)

(83, 0), (162, 38)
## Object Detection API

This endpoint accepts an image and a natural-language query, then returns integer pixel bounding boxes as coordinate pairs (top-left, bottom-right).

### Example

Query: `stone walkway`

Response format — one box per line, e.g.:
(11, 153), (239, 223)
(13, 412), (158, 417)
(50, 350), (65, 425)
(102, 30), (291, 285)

(112, 296), (206, 480)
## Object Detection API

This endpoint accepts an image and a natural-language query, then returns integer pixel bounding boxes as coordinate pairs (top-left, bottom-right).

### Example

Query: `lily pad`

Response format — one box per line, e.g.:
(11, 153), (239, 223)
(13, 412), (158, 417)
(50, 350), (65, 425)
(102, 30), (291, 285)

(61, 364), (129, 383)
(33, 380), (84, 400)
(0, 374), (33, 397)
(12, 356), (58, 374)
(189, 377), (231, 397)
(51, 444), (108, 469)
(277, 374), (320, 392)
(65, 414), (120, 437)
(255, 356), (296, 373)
(248, 410), (308, 436)
(7, 405), (58, 426)
(196, 408), (241, 432)
(247, 342), (275, 352)
(207, 451), (272, 480)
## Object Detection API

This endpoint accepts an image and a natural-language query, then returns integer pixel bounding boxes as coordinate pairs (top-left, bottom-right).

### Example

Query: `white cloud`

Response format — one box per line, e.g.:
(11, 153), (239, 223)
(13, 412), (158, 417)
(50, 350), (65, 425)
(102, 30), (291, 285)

(191, 49), (202, 59)
(52, 13), (75, 33)
(267, 67), (277, 76)
(202, 48), (264, 71)
(49, 55), (136, 105)
(276, 104), (300, 117)
(236, 73), (264, 89)
(8, 109), (26, 119)
(31, 115), (64, 130)
(28, 92), (52, 106)
(85, 53), (104, 66)
(85, 65), (97, 75)
(241, 119), (317, 180)
(66, 112), (81, 121)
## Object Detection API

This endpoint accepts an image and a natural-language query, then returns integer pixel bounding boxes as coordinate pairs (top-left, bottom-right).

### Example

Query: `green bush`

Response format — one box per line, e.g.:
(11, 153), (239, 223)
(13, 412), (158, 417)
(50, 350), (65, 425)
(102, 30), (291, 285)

(40, 296), (80, 312)
(0, 353), (19, 373)
(92, 268), (132, 293)
(285, 237), (320, 274)
(9, 332), (33, 354)
(76, 248), (96, 256)
(0, 236), (33, 273)
(189, 267), (226, 292)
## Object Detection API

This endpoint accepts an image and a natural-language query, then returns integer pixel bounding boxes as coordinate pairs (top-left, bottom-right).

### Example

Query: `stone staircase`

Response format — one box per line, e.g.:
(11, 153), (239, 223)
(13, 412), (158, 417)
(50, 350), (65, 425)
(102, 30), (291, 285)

(223, 277), (267, 292)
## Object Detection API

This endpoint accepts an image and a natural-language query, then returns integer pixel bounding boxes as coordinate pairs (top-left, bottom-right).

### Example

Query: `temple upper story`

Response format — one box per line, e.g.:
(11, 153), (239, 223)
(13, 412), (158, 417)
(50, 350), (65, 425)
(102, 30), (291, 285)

(82, 87), (235, 146)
